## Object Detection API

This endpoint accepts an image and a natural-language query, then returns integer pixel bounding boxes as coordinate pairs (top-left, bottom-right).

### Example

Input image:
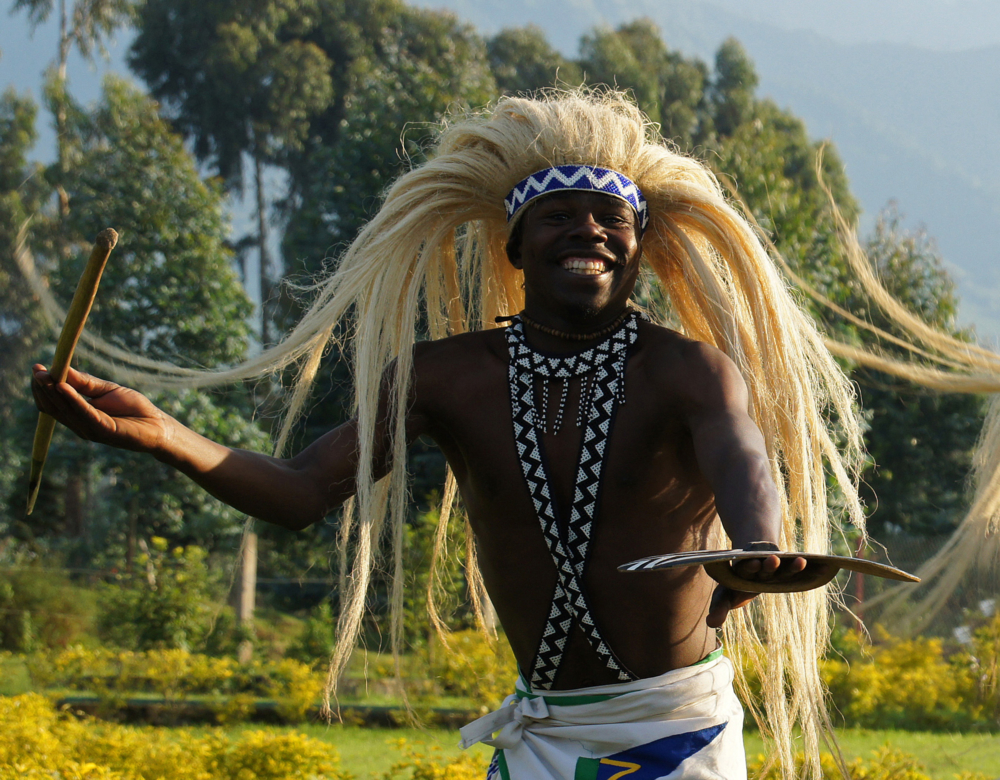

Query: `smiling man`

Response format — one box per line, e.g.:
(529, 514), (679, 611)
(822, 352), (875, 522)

(32, 92), (864, 779)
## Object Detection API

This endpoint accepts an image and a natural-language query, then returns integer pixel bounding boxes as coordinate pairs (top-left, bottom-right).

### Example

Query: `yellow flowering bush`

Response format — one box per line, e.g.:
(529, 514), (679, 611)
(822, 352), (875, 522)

(964, 611), (1000, 721)
(428, 629), (517, 709)
(747, 746), (989, 780)
(24, 646), (328, 722)
(381, 738), (488, 780)
(822, 629), (980, 729)
(266, 658), (325, 722)
(0, 694), (352, 779)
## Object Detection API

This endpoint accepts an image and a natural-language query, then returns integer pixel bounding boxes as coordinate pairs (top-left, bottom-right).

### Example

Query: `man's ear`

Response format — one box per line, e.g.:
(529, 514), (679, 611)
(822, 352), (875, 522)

(506, 238), (522, 270)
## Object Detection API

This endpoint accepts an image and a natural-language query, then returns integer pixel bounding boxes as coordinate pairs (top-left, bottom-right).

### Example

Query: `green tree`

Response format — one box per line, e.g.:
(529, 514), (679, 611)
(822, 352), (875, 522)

(487, 25), (581, 95)
(710, 37), (758, 138)
(4, 77), (268, 566)
(576, 19), (710, 147)
(130, 0), (334, 344)
(279, 1), (496, 273)
(853, 207), (984, 536)
(713, 100), (859, 319)
(579, 20), (666, 126)
(0, 89), (49, 539)
(97, 538), (218, 650)
(10, 0), (136, 215)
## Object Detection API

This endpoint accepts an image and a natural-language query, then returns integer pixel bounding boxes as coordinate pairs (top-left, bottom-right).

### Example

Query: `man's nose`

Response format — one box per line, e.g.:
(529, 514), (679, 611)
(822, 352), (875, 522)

(567, 214), (605, 240)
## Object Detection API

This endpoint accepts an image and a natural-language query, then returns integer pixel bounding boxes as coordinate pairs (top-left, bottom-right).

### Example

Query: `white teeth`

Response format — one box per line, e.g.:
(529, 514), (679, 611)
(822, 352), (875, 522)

(562, 258), (609, 275)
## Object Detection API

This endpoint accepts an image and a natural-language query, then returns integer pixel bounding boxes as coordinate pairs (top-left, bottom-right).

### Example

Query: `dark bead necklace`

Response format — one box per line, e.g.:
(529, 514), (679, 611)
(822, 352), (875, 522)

(496, 307), (634, 342)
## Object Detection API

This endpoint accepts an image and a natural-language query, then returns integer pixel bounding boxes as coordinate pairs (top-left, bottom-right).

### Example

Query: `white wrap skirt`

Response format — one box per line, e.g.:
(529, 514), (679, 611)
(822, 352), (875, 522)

(460, 649), (746, 780)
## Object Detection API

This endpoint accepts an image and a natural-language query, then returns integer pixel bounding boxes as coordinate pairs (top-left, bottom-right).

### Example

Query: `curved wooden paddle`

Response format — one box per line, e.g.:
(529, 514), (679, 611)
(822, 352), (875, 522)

(619, 543), (920, 593)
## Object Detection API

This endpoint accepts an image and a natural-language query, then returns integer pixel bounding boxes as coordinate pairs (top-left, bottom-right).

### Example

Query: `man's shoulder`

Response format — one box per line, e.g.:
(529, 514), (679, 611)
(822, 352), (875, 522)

(637, 320), (737, 373)
(411, 328), (508, 400)
(637, 321), (746, 404)
(413, 328), (508, 368)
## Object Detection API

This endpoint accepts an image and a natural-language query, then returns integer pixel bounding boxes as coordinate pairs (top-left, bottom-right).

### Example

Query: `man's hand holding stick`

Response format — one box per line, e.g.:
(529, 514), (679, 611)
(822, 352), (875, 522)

(26, 228), (118, 515)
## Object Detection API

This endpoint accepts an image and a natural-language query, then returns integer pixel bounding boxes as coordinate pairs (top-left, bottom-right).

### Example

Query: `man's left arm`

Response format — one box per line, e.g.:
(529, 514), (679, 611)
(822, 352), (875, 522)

(681, 343), (805, 625)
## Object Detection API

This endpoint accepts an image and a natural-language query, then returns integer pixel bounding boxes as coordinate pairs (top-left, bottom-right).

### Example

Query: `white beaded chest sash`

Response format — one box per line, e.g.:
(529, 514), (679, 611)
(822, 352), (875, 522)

(505, 312), (643, 689)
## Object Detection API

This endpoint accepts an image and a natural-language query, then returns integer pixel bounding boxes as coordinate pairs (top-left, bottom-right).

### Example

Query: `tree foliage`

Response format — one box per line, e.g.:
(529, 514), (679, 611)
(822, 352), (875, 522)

(0, 88), (51, 539)
(11, 0), (135, 62)
(2, 77), (268, 563)
(2, 0), (984, 611)
(577, 20), (711, 147)
(130, 0), (334, 188)
(487, 25), (580, 95)
(277, 0), (496, 271)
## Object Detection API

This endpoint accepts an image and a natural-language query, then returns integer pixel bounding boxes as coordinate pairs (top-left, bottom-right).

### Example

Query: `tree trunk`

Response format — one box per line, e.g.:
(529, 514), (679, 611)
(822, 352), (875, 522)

(236, 529), (257, 663)
(254, 153), (271, 345)
(55, 0), (70, 217)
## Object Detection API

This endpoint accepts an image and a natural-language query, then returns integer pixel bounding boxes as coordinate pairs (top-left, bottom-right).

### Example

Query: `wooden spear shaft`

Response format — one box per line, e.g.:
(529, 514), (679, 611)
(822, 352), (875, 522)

(26, 228), (118, 516)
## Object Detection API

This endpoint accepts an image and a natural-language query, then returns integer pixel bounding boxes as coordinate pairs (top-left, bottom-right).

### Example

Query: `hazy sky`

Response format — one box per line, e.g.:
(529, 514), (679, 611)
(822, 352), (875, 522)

(704, 0), (1000, 50)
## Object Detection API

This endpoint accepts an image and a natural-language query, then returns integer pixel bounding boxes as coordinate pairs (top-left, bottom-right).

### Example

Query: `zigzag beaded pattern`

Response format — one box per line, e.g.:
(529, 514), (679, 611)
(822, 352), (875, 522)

(504, 165), (649, 231)
(506, 314), (641, 689)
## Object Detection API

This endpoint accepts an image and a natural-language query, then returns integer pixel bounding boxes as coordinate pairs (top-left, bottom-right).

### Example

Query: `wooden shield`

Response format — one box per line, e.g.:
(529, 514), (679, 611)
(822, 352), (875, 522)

(619, 549), (920, 593)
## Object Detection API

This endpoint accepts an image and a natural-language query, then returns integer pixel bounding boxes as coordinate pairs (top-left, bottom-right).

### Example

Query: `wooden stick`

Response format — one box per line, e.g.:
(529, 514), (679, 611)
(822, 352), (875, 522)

(26, 228), (118, 515)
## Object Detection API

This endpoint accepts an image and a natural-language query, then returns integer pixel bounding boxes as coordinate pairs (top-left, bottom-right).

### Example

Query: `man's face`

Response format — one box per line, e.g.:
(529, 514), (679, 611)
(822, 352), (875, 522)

(506, 191), (642, 322)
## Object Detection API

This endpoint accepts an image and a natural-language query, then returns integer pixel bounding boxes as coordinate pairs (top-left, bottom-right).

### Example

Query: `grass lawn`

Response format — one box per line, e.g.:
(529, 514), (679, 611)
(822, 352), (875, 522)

(270, 724), (999, 778)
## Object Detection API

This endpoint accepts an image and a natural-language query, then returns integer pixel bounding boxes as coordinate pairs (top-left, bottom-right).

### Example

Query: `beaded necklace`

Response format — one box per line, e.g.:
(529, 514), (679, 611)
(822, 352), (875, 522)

(505, 311), (644, 689)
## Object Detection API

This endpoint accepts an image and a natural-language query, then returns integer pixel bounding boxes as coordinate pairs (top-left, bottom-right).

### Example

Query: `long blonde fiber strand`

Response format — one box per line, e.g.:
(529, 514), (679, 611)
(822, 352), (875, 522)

(778, 156), (1000, 632)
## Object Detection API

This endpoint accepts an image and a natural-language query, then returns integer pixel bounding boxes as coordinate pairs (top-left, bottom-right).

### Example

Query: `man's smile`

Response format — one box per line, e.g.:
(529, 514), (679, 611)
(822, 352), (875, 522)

(559, 253), (620, 276)
(561, 257), (611, 275)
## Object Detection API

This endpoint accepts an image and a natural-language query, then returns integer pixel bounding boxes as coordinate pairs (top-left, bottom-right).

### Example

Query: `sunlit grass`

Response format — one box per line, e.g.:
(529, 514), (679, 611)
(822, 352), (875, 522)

(213, 724), (1000, 779)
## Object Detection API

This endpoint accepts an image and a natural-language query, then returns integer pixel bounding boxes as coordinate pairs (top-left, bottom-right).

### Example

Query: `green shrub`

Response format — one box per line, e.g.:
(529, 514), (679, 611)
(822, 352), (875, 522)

(428, 629), (517, 709)
(965, 610), (1000, 721)
(382, 738), (487, 780)
(747, 745), (990, 780)
(0, 560), (97, 651)
(97, 540), (216, 651)
(285, 601), (336, 667)
(24, 646), (324, 722)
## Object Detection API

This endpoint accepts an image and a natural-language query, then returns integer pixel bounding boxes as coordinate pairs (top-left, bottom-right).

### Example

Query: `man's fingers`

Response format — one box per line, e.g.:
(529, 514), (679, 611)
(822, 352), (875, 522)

(736, 558), (763, 575)
(732, 554), (809, 582)
(785, 556), (807, 575)
(63, 366), (121, 398)
(31, 364), (115, 440)
(733, 554), (778, 579)
(706, 585), (758, 628)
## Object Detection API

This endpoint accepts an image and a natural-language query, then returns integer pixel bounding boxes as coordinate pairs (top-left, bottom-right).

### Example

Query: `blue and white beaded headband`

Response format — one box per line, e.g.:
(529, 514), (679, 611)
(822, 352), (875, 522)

(504, 164), (649, 232)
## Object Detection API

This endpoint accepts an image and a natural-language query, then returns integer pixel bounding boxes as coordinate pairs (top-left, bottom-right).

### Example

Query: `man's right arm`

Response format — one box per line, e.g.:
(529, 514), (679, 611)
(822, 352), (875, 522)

(31, 364), (420, 530)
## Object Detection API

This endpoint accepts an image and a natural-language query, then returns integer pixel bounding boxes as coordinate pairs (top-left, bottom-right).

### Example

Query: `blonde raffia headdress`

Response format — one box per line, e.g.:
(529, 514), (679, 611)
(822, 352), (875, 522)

(15, 89), (870, 780)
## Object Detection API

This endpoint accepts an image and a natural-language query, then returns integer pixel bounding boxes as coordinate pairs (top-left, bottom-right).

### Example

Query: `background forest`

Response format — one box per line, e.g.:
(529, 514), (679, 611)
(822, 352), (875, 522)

(0, 0), (989, 681)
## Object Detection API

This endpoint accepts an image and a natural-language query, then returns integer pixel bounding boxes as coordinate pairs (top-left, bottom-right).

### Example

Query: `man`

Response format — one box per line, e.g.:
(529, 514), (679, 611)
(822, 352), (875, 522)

(32, 91), (863, 779)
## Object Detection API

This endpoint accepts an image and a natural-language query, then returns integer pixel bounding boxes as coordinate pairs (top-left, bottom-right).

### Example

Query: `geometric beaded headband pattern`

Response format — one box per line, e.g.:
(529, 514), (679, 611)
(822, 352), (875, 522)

(504, 164), (649, 232)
